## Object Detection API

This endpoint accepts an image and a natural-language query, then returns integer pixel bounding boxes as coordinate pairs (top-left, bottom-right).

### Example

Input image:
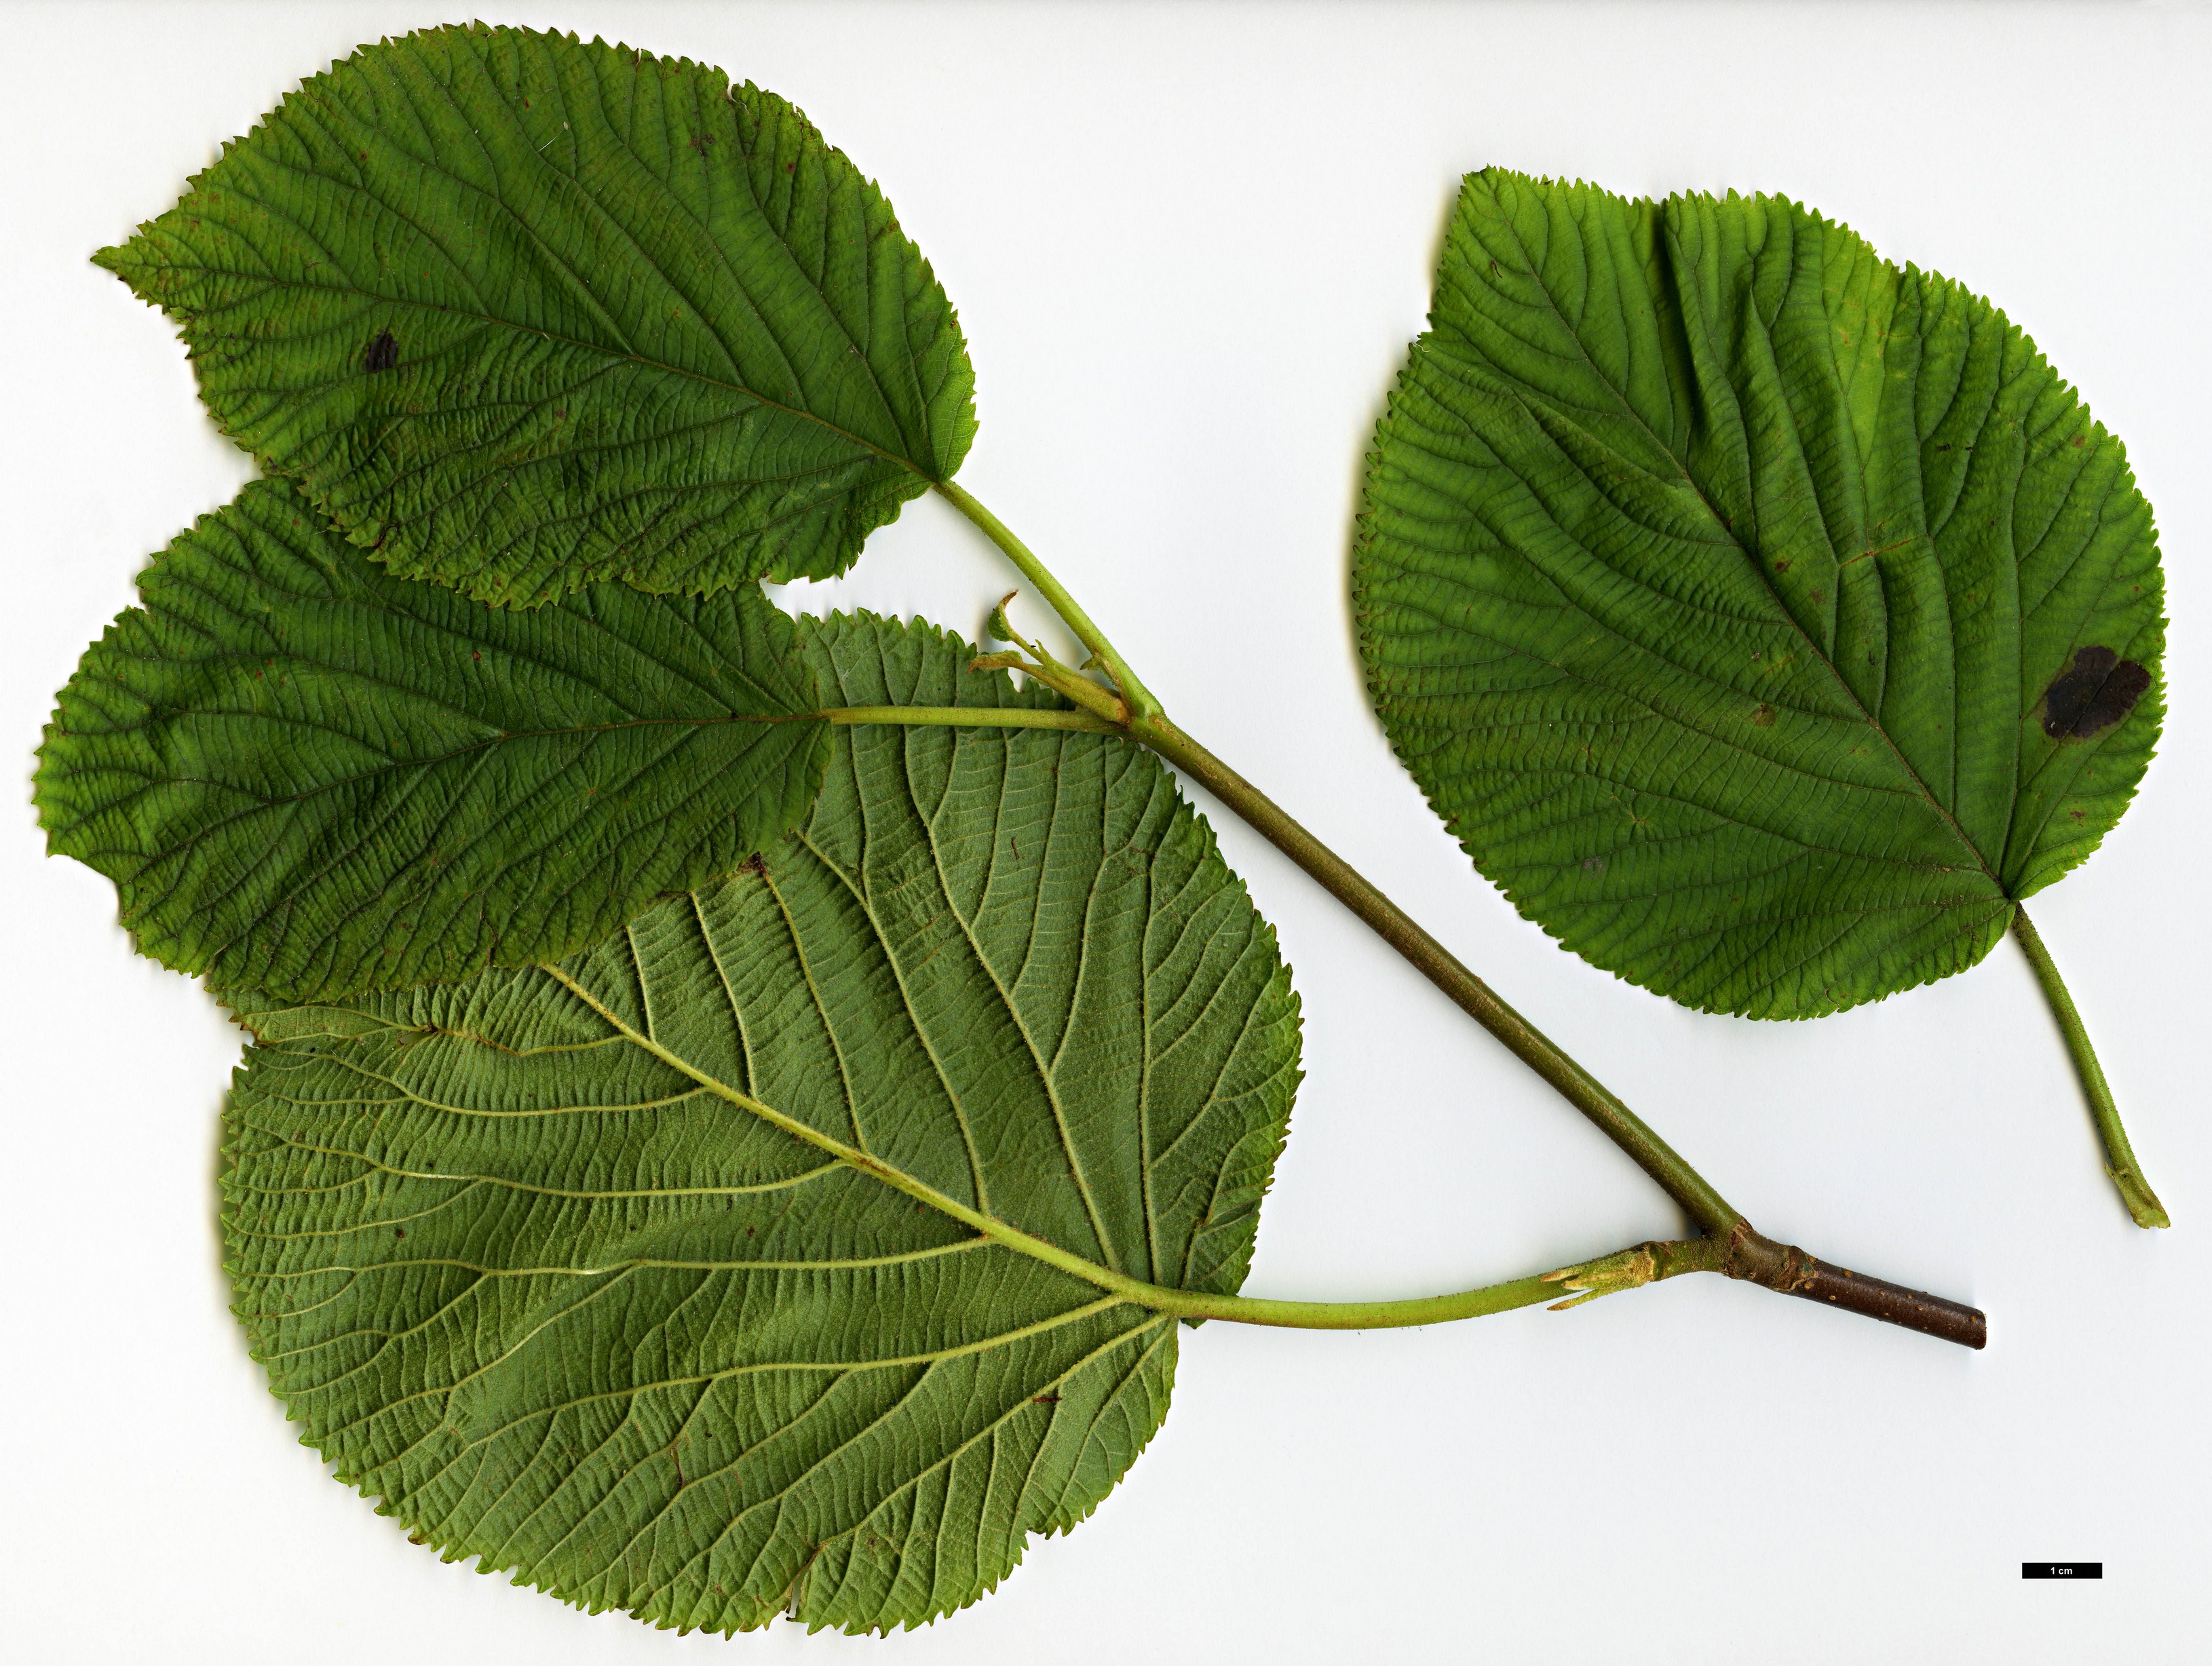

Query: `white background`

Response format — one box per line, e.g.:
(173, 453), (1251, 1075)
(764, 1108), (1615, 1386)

(5, 3), (2207, 1660)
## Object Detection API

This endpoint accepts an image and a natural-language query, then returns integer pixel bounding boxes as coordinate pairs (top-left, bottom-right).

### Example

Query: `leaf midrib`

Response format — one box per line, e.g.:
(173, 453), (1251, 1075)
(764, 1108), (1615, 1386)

(1379, 554), (1997, 868)
(1479, 195), (2011, 903)
(145, 260), (929, 484)
(65, 708), (824, 826)
(537, 960), (1158, 1317)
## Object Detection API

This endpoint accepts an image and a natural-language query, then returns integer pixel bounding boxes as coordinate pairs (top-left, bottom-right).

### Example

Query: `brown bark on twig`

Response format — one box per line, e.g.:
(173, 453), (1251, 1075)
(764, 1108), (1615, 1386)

(1722, 1225), (1986, 1349)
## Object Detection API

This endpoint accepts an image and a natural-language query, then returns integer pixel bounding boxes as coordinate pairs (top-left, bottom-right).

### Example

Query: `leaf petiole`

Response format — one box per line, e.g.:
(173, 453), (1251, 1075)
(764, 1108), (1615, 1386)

(2010, 906), (2169, 1229)
(934, 480), (1162, 722)
(1147, 1273), (1563, 1329)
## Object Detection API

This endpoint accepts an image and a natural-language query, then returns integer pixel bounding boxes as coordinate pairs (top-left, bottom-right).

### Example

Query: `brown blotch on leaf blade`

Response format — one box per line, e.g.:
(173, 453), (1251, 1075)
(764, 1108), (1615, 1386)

(364, 328), (398, 373)
(2041, 646), (2152, 741)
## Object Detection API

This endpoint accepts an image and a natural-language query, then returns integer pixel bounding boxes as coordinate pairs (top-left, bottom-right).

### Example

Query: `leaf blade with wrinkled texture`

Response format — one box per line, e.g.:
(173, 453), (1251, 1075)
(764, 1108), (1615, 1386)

(35, 478), (831, 1001)
(1355, 170), (2164, 1018)
(97, 23), (976, 604)
(220, 614), (1301, 1634)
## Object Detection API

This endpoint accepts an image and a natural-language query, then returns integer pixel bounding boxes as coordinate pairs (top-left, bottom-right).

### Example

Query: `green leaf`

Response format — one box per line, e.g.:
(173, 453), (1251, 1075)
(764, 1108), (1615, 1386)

(220, 614), (1301, 1635)
(35, 478), (831, 1002)
(97, 23), (976, 605)
(1355, 170), (2165, 1018)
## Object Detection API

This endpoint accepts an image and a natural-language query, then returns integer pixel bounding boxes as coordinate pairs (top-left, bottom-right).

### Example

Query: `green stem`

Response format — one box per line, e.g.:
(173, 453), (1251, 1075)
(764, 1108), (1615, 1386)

(2010, 904), (2168, 1228)
(934, 480), (1164, 723)
(1129, 710), (1741, 1239)
(909, 483), (1988, 1347)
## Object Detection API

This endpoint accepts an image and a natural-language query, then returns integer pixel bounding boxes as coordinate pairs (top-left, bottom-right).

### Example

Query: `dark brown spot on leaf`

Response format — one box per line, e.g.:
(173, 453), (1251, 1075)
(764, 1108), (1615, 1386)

(364, 329), (398, 373)
(2042, 646), (2151, 740)
(736, 852), (767, 876)
(1751, 703), (1776, 727)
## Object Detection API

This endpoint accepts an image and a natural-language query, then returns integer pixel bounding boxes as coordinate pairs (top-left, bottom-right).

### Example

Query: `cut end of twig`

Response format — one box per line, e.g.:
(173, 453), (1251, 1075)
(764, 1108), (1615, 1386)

(2110, 1168), (2171, 1230)
(1779, 1257), (1988, 1350)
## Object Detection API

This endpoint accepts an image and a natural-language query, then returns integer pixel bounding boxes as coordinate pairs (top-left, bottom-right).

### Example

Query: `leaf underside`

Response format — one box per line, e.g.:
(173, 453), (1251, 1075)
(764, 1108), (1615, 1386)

(97, 23), (976, 605)
(221, 615), (1301, 1634)
(1355, 170), (2165, 1018)
(35, 478), (830, 1002)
